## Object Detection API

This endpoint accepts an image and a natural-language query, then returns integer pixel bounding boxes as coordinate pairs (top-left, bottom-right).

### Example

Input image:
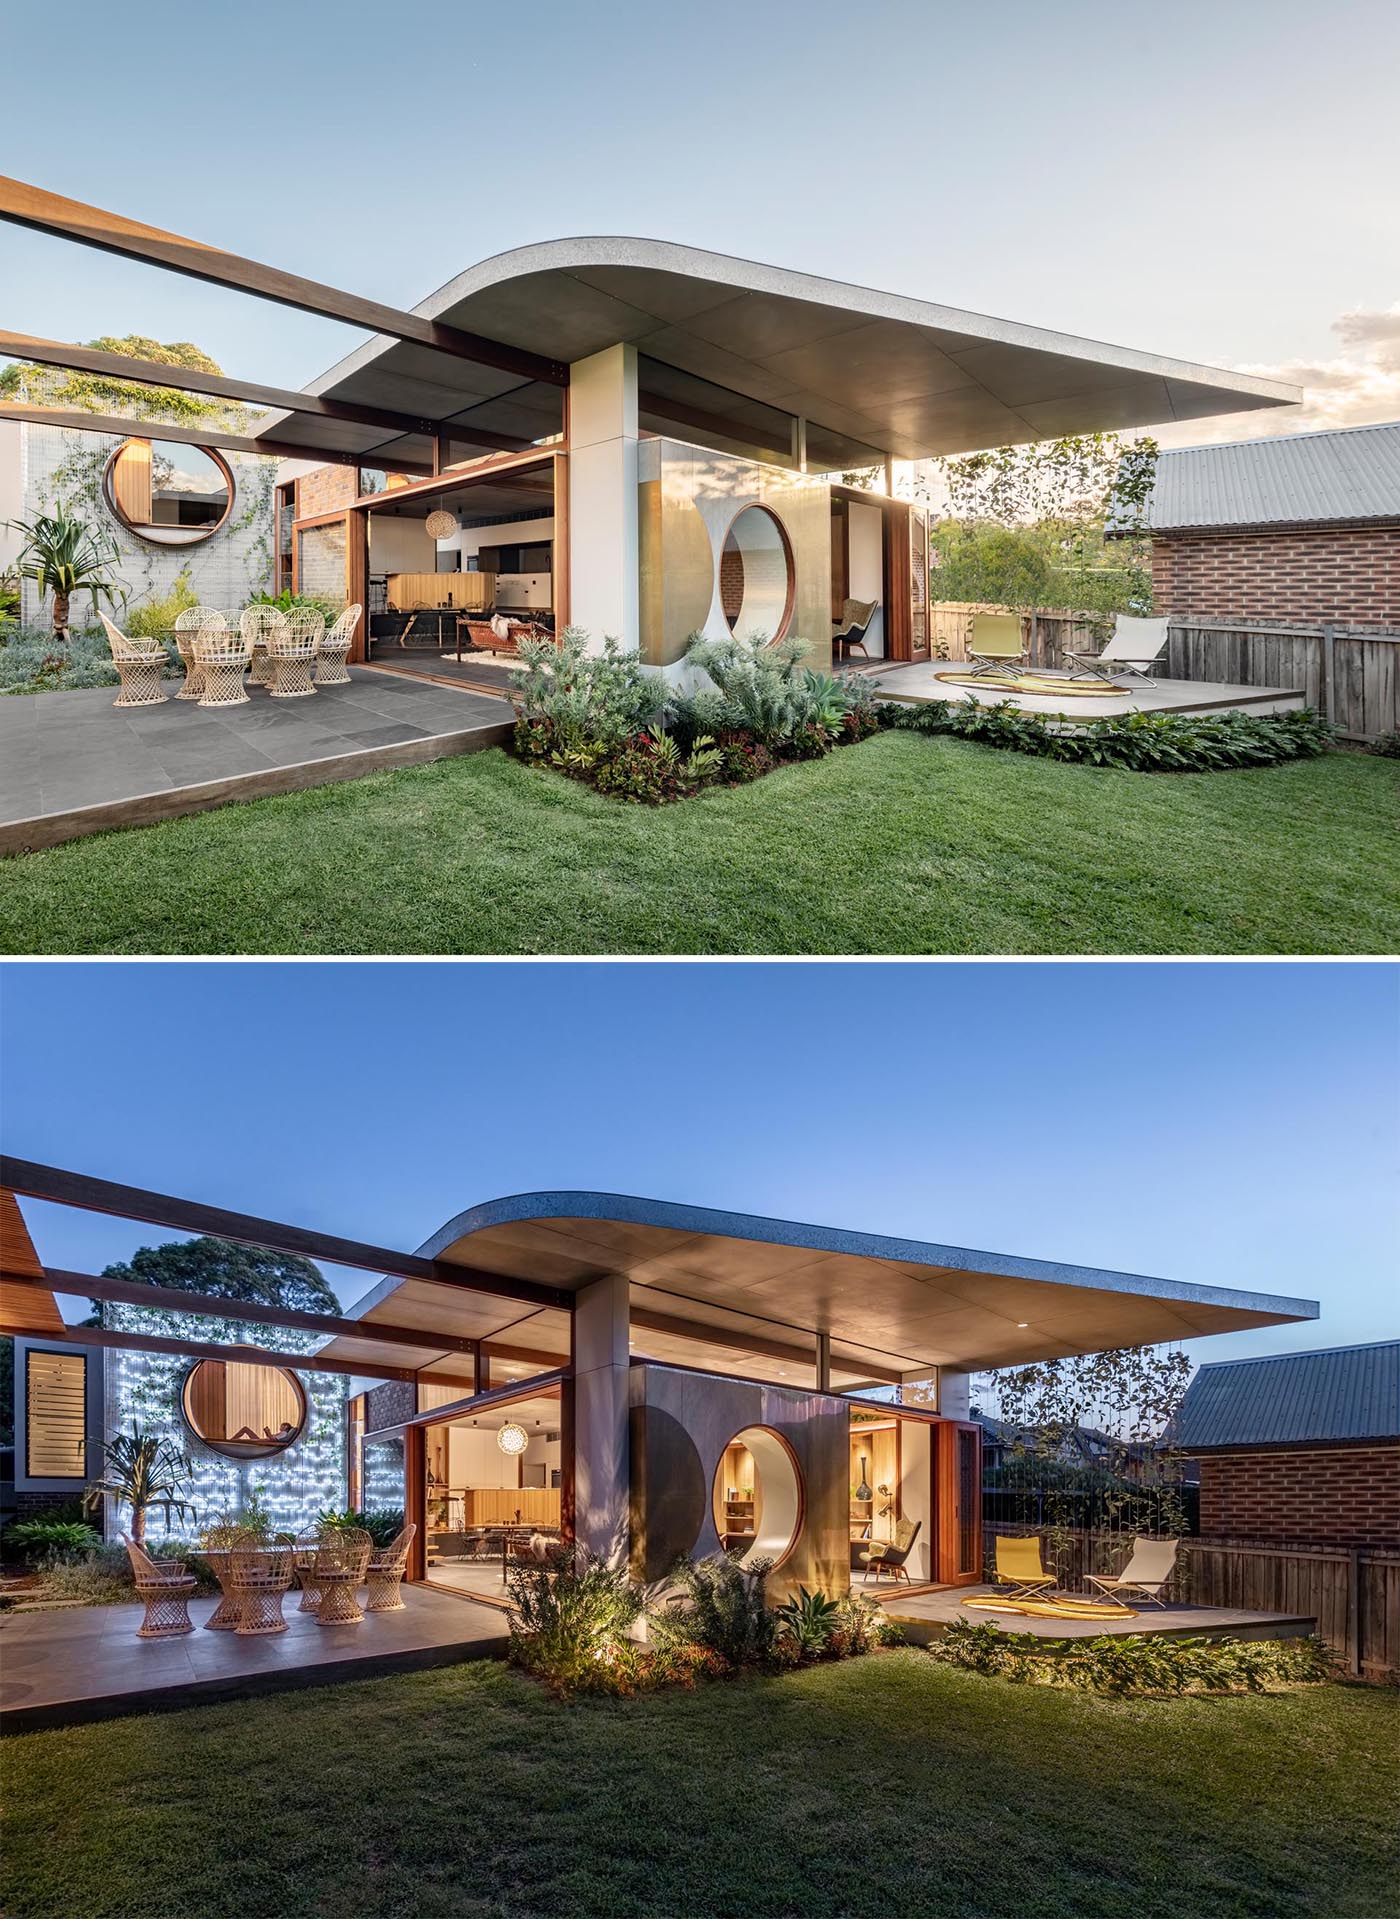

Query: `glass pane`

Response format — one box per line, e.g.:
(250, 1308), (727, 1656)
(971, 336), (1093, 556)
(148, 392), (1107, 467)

(108, 438), (232, 545)
(720, 505), (795, 641)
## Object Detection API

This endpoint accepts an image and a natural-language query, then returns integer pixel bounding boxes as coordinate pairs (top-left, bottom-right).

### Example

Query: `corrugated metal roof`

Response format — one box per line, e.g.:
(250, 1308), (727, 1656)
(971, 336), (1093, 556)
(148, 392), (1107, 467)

(1147, 420), (1400, 531)
(1170, 1341), (1400, 1451)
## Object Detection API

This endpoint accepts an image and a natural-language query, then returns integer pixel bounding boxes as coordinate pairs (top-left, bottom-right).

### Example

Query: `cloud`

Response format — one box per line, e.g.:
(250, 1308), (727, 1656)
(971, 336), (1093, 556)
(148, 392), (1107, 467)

(1156, 302), (1400, 448)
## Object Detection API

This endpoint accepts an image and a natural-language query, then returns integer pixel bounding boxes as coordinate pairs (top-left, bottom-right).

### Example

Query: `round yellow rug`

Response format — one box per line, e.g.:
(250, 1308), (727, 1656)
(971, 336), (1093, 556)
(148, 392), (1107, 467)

(935, 670), (1123, 698)
(961, 1595), (1138, 1620)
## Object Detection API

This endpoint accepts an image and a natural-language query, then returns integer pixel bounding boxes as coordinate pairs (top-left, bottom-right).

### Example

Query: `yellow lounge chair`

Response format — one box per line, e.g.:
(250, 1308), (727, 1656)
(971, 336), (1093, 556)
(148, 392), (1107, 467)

(965, 612), (1028, 678)
(992, 1534), (1056, 1600)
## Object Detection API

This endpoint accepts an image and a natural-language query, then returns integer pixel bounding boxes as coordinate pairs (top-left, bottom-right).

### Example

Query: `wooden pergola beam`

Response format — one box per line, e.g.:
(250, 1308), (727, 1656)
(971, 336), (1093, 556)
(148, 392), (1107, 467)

(0, 331), (445, 440)
(0, 1267), (477, 1356)
(0, 402), (436, 477)
(0, 176), (568, 386)
(0, 1319), (475, 1388)
(0, 1158), (574, 1313)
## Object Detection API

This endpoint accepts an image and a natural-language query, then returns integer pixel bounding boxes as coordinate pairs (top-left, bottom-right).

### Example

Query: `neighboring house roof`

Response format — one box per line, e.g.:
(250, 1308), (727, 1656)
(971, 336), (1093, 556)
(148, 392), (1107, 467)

(1144, 420), (1400, 533)
(258, 238), (1298, 470)
(1169, 1341), (1400, 1451)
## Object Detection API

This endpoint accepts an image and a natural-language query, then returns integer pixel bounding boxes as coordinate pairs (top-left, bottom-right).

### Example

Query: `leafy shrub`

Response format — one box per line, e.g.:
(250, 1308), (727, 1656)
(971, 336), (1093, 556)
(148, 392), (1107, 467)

(317, 1507), (405, 1547)
(0, 624), (122, 693)
(30, 1549), (136, 1608)
(828, 1591), (905, 1657)
(927, 1618), (1338, 1693)
(1371, 729), (1400, 758)
(652, 1553), (779, 1669)
(682, 632), (823, 748)
(506, 1545), (645, 1697)
(125, 567), (197, 643)
(4, 1518), (102, 1562)
(247, 588), (344, 625)
(775, 1584), (841, 1657)
(512, 628), (670, 758)
(887, 699), (1334, 772)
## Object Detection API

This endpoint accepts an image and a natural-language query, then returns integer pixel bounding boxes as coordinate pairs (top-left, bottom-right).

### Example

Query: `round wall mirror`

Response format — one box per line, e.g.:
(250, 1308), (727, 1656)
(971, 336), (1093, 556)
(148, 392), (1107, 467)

(181, 1357), (307, 1459)
(711, 1425), (803, 1572)
(105, 437), (234, 545)
(718, 504), (795, 641)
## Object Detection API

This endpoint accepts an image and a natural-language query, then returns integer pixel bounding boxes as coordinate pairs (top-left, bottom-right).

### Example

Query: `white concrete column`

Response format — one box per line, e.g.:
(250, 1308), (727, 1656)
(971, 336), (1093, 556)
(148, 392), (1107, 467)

(572, 1271), (631, 1565)
(567, 344), (639, 653)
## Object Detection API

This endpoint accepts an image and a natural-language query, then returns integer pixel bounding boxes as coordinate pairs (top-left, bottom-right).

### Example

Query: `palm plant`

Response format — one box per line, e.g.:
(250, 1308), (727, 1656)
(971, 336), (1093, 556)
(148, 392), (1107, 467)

(6, 503), (121, 638)
(83, 1423), (196, 1544)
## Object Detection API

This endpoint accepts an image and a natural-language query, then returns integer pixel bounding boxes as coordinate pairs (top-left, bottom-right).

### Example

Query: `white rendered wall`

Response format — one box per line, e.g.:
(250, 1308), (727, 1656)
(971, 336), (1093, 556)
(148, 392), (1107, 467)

(568, 345), (639, 652)
(440, 515), (556, 608)
(846, 500), (885, 657)
(897, 1419), (934, 1583)
(0, 422), (23, 571)
(369, 515), (435, 575)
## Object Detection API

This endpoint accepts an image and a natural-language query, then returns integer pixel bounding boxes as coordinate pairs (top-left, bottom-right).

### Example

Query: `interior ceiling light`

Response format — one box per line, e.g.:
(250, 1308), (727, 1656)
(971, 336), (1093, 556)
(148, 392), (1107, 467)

(425, 508), (458, 540)
(497, 1421), (529, 1457)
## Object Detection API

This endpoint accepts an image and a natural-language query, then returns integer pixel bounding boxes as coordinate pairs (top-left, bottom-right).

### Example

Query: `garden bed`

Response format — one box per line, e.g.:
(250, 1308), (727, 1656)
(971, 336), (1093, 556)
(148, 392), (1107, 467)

(509, 628), (1335, 804)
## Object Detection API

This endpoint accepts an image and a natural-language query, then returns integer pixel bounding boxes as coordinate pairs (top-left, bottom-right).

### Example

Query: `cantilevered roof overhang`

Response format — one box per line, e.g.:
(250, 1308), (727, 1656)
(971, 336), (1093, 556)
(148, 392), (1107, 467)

(316, 1190), (1319, 1386)
(261, 238), (1301, 471)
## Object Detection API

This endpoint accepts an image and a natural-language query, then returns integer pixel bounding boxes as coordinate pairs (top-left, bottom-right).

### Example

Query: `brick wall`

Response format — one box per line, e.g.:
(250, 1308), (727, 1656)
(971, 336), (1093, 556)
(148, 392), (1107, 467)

(364, 1380), (415, 1432)
(1152, 522), (1400, 625)
(295, 466), (358, 521)
(1198, 1445), (1400, 1548)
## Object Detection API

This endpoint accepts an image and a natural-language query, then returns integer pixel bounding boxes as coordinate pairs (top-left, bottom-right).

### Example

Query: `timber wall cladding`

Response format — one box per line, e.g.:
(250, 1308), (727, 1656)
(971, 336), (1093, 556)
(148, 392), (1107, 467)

(1151, 523), (1400, 625)
(1199, 1447), (1400, 1549)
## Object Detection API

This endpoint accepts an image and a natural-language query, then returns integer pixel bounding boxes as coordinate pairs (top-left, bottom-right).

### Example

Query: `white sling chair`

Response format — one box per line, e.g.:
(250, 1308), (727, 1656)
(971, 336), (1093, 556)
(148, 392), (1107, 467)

(1065, 614), (1170, 686)
(1084, 1536), (1180, 1609)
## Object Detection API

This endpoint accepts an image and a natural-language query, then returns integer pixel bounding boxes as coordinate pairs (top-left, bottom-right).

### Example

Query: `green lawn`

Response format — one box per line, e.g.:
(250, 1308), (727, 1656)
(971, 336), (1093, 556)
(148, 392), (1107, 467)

(2, 1653), (1395, 1918)
(2, 733), (1397, 954)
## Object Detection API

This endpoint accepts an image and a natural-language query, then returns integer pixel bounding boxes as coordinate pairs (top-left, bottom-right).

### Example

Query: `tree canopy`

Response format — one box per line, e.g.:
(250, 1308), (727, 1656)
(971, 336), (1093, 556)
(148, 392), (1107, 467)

(0, 337), (250, 430)
(96, 1237), (340, 1318)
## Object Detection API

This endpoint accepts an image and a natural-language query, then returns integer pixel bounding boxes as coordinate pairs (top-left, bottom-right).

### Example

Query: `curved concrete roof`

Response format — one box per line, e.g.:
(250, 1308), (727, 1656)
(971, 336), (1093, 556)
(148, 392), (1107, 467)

(319, 1191), (1318, 1387)
(264, 238), (1300, 468)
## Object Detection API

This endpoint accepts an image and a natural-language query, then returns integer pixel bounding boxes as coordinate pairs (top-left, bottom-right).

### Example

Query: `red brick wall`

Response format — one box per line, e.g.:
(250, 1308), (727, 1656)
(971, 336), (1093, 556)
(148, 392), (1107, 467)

(295, 466), (358, 521)
(1198, 1446), (1400, 1548)
(1151, 523), (1400, 625)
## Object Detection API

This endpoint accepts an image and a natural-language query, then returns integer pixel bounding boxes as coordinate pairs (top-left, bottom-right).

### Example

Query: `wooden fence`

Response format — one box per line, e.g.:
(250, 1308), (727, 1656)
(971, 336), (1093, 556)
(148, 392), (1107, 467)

(931, 602), (1400, 742)
(982, 1522), (1400, 1680)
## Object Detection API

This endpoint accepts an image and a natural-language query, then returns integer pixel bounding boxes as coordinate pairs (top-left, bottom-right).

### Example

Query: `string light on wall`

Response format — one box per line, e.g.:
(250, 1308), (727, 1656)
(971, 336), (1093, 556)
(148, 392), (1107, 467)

(496, 1421), (529, 1457)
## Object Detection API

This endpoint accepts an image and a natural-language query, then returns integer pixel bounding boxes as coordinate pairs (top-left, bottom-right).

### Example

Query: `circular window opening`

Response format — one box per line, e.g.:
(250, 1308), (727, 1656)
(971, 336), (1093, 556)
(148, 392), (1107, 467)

(181, 1357), (307, 1459)
(712, 1426), (803, 1572)
(105, 437), (234, 545)
(719, 504), (795, 641)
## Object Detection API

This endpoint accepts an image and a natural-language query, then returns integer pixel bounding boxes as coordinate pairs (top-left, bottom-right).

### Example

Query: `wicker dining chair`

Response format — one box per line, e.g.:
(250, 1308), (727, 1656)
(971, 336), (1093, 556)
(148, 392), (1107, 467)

(315, 604), (361, 686)
(364, 1522), (417, 1612)
(315, 1526), (374, 1626)
(122, 1533), (198, 1638)
(99, 612), (169, 708)
(292, 1532), (330, 1613)
(230, 1538), (298, 1635)
(195, 615), (253, 708)
(267, 606), (323, 699)
(240, 606), (285, 688)
(172, 604), (222, 700)
(199, 1521), (258, 1629)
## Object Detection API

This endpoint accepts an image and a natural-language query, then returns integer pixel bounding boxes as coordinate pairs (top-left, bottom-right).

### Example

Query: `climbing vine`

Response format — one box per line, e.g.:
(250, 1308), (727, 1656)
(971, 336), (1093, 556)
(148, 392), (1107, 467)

(5, 337), (277, 624)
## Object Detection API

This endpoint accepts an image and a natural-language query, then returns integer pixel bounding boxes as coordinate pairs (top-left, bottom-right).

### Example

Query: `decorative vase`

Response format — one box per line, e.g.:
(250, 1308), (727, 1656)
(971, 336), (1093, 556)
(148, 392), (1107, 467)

(855, 1454), (872, 1502)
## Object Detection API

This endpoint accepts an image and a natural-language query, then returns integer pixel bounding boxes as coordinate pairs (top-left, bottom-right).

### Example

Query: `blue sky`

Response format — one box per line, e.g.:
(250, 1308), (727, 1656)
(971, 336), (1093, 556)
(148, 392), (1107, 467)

(2, 1), (1397, 440)
(2, 961), (1395, 1373)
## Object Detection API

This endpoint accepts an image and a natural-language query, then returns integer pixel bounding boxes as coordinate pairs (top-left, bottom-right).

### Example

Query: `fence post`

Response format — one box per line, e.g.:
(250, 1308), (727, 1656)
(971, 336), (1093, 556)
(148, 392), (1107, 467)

(1348, 1547), (1361, 1677)
(1321, 625), (1336, 725)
